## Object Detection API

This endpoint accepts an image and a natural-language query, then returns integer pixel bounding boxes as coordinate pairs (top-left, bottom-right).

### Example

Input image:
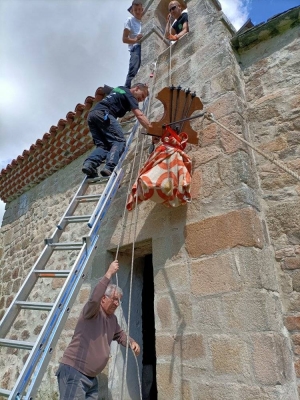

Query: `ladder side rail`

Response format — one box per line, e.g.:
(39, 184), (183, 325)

(10, 169), (125, 398)
(22, 237), (103, 399)
(56, 179), (90, 230)
(87, 168), (124, 228)
(0, 245), (53, 337)
(8, 241), (89, 399)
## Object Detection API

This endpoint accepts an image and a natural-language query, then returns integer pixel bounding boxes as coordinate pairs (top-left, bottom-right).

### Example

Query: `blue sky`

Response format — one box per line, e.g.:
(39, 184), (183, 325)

(220, 0), (300, 29)
(249, 0), (299, 26)
(0, 0), (299, 224)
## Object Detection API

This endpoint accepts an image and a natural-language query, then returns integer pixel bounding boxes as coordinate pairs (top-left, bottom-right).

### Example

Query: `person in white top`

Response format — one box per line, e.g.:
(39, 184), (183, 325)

(123, 1), (144, 88)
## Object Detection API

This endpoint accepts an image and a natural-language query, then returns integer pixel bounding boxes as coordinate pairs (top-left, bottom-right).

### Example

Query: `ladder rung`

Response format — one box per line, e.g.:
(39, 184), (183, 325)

(64, 215), (91, 223)
(0, 387), (10, 397)
(88, 177), (109, 185)
(0, 339), (35, 350)
(48, 242), (83, 251)
(35, 270), (70, 278)
(15, 301), (54, 311)
(76, 194), (101, 202)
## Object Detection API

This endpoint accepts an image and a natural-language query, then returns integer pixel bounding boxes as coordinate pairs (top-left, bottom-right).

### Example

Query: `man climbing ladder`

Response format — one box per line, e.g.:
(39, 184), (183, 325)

(82, 83), (152, 178)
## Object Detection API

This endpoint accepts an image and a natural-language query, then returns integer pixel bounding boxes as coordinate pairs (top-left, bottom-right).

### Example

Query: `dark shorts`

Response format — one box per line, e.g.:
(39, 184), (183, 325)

(56, 363), (98, 400)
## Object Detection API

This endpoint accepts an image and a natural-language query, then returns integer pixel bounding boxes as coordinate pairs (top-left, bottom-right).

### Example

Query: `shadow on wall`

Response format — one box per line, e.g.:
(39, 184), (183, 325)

(136, 201), (189, 390)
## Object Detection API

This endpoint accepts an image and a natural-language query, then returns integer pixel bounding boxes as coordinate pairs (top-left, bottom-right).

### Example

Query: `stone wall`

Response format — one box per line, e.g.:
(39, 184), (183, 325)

(0, 0), (300, 399)
(240, 15), (300, 397)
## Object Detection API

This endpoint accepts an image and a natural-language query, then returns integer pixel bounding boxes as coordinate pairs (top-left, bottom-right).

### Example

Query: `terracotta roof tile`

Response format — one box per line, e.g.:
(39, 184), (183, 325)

(84, 96), (95, 110)
(0, 87), (107, 203)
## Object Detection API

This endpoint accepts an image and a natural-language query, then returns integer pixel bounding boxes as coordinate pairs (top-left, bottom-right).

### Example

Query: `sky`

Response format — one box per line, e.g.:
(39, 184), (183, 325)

(0, 0), (299, 225)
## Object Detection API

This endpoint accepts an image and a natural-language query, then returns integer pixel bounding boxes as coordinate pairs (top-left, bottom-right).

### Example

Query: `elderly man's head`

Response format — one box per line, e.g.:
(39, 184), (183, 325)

(101, 284), (123, 315)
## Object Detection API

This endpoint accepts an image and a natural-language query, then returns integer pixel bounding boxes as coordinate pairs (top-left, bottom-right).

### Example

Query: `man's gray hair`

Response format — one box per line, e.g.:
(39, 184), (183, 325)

(105, 284), (123, 297)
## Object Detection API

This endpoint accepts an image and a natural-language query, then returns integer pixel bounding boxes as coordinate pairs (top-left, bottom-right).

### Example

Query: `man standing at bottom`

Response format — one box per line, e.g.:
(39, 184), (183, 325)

(82, 83), (152, 178)
(56, 260), (140, 400)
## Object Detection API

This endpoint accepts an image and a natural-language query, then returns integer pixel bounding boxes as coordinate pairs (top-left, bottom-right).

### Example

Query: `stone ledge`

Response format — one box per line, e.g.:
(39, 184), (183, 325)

(185, 207), (264, 257)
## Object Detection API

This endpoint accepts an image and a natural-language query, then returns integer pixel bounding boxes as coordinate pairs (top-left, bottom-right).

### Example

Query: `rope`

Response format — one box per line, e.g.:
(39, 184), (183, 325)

(109, 135), (142, 398)
(169, 40), (172, 86)
(110, 93), (154, 399)
(118, 85), (155, 400)
(118, 306), (143, 400)
(108, 120), (144, 398)
(121, 127), (148, 400)
(205, 112), (300, 183)
(117, 72), (157, 399)
(168, 16), (173, 86)
(109, 130), (144, 398)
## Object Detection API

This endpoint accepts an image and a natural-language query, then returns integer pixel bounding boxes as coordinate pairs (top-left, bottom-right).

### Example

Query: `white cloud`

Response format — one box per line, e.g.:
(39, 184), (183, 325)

(219, 0), (251, 29)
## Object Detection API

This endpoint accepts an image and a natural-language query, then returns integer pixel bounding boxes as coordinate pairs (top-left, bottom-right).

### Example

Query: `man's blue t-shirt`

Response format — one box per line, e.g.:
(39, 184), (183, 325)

(94, 86), (138, 118)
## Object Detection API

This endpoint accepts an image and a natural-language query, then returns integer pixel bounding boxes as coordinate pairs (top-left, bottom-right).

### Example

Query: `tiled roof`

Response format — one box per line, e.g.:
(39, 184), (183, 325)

(0, 88), (106, 203)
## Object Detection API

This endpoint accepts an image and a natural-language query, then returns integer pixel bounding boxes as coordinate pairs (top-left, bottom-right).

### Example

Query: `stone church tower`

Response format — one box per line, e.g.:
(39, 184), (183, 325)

(0, 0), (300, 399)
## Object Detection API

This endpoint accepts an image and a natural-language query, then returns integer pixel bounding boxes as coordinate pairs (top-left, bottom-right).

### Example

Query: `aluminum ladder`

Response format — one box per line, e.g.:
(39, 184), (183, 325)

(0, 105), (145, 399)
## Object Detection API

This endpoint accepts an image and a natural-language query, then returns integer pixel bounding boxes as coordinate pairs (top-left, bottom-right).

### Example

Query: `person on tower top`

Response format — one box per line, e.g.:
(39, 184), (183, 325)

(123, 0), (144, 88)
(164, 1), (189, 41)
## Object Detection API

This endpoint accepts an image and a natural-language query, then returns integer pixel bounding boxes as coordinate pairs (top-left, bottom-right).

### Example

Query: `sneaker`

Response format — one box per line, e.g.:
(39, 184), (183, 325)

(100, 168), (112, 177)
(82, 162), (98, 178)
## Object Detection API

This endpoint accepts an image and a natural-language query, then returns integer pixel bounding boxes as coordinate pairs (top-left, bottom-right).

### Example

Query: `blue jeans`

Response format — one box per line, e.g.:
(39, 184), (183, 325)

(85, 109), (126, 172)
(125, 44), (141, 88)
(56, 363), (98, 400)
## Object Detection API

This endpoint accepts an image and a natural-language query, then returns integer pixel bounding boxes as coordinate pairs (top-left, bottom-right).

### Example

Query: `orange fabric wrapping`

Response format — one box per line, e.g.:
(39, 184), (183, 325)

(127, 130), (192, 210)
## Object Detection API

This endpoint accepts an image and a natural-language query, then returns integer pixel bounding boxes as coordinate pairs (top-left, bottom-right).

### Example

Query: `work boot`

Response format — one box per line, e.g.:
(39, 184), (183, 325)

(82, 162), (98, 178)
(100, 168), (112, 177)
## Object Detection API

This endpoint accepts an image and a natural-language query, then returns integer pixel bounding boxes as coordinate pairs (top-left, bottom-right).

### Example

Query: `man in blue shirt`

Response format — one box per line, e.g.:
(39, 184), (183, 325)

(82, 84), (152, 178)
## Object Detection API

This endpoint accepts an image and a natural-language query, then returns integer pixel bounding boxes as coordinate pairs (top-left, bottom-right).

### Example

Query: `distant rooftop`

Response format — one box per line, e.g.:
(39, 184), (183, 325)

(232, 5), (300, 51)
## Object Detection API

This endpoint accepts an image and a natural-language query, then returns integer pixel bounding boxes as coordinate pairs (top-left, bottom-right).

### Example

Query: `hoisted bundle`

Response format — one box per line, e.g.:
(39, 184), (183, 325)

(126, 127), (192, 210)
(127, 86), (203, 210)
